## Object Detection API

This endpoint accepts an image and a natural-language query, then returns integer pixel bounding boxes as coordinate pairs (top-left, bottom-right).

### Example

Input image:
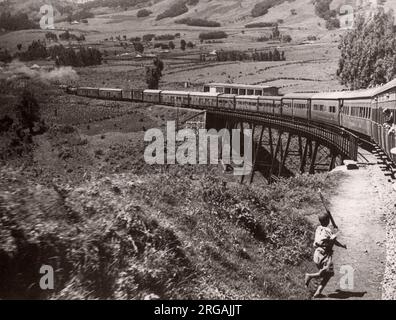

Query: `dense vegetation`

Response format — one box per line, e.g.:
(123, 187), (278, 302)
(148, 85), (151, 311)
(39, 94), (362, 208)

(146, 58), (164, 89)
(67, 9), (94, 23)
(313, 0), (340, 30)
(50, 45), (102, 67)
(17, 40), (48, 61)
(337, 9), (396, 89)
(0, 11), (37, 31)
(156, 0), (189, 20)
(82, 0), (146, 10)
(154, 34), (176, 41)
(216, 49), (286, 62)
(137, 9), (152, 18)
(245, 22), (278, 28)
(175, 18), (221, 27)
(251, 0), (288, 18)
(199, 31), (228, 41)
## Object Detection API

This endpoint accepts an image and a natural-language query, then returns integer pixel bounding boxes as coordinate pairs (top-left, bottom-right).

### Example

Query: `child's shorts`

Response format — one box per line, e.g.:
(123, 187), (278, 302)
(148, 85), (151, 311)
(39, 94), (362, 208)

(314, 248), (334, 276)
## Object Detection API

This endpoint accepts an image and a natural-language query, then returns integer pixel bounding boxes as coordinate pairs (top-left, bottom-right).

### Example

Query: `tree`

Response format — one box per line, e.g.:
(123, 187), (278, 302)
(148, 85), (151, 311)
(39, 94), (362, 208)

(187, 41), (194, 49)
(146, 58), (164, 89)
(134, 42), (144, 54)
(16, 89), (41, 134)
(17, 44), (22, 51)
(169, 41), (175, 50)
(337, 9), (396, 89)
(272, 25), (280, 39)
(180, 39), (186, 51)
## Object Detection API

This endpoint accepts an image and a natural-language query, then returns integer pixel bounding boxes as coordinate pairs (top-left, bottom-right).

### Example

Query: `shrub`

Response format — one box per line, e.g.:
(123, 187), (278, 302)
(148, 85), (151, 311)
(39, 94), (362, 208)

(133, 42), (144, 53)
(180, 39), (186, 51)
(0, 50), (12, 63)
(18, 40), (48, 61)
(257, 35), (270, 42)
(282, 34), (292, 43)
(154, 34), (176, 41)
(142, 34), (156, 42)
(137, 9), (152, 18)
(251, 0), (287, 18)
(129, 37), (141, 42)
(156, 1), (189, 20)
(245, 22), (277, 28)
(198, 31), (228, 41)
(49, 45), (102, 67)
(326, 17), (340, 30)
(175, 18), (221, 27)
(0, 11), (37, 31)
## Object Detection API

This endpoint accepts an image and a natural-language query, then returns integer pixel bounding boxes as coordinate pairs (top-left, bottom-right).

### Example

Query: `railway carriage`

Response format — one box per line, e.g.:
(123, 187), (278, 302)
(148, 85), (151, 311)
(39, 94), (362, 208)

(373, 80), (396, 161)
(339, 88), (377, 137)
(235, 96), (259, 112)
(311, 92), (341, 125)
(217, 94), (236, 110)
(143, 90), (162, 104)
(189, 92), (219, 108)
(99, 88), (123, 100)
(282, 93), (313, 120)
(132, 89), (144, 102)
(122, 90), (133, 101)
(77, 87), (99, 98)
(257, 96), (282, 115)
(161, 91), (190, 107)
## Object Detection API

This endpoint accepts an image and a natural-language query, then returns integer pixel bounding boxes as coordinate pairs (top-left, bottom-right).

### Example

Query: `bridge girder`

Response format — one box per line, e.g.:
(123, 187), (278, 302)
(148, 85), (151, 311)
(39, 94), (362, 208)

(205, 112), (351, 184)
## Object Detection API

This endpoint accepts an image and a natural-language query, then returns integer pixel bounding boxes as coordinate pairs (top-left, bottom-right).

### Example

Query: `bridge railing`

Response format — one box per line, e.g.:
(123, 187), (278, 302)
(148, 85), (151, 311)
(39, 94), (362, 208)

(205, 108), (359, 161)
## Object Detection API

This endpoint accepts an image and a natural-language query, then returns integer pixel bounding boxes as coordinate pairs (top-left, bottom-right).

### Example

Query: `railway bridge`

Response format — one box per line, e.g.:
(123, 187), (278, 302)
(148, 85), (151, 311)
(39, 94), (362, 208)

(177, 105), (360, 184)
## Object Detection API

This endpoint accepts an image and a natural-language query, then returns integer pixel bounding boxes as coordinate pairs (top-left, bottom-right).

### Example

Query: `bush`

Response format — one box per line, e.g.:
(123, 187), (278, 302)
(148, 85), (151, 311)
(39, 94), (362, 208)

(133, 42), (144, 53)
(129, 37), (141, 42)
(245, 22), (277, 28)
(314, 0), (339, 30)
(175, 18), (221, 27)
(137, 9), (152, 18)
(154, 34), (176, 41)
(199, 31), (228, 41)
(282, 34), (292, 43)
(0, 11), (37, 31)
(0, 50), (12, 63)
(49, 45), (102, 67)
(142, 34), (156, 42)
(18, 40), (48, 61)
(216, 49), (286, 62)
(156, 1), (189, 20)
(251, 0), (287, 18)
(326, 17), (340, 30)
(257, 35), (270, 42)
(180, 39), (186, 51)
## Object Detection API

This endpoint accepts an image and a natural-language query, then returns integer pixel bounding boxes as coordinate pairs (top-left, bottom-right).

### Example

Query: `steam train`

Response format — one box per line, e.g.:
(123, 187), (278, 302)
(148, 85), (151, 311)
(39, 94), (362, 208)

(66, 81), (396, 164)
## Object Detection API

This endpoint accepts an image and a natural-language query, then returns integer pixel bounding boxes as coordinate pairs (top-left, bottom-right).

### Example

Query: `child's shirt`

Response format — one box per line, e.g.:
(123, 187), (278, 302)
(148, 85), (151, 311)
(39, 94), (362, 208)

(314, 226), (335, 250)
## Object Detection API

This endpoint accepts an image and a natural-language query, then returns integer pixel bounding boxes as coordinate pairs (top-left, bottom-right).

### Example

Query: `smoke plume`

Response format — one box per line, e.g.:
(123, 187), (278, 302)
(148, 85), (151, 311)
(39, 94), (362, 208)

(0, 60), (79, 84)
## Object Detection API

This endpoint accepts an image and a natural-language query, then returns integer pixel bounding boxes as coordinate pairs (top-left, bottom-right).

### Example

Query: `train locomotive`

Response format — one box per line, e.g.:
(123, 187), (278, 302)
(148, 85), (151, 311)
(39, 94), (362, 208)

(66, 81), (396, 165)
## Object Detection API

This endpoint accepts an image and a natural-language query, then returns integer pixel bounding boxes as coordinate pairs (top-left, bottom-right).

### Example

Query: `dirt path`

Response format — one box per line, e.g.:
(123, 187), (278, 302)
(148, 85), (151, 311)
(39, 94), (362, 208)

(319, 151), (394, 300)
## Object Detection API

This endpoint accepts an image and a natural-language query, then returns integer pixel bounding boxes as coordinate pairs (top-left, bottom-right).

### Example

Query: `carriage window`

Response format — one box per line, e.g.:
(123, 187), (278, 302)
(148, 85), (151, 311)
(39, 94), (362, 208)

(239, 89), (246, 95)
(255, 90), (262, 96)
(247, 89), (254, 95)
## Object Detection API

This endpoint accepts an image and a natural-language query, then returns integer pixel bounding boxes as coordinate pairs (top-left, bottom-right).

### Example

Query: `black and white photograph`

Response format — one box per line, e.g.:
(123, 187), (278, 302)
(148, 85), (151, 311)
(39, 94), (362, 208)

(0, 0), (396, 306)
